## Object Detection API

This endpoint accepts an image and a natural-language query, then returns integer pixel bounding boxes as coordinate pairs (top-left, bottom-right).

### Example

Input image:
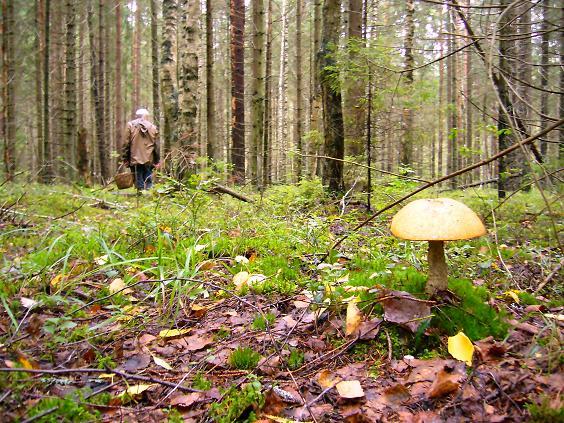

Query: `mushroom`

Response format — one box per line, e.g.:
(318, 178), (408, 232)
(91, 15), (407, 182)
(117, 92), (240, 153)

(390, 198), (486, 294)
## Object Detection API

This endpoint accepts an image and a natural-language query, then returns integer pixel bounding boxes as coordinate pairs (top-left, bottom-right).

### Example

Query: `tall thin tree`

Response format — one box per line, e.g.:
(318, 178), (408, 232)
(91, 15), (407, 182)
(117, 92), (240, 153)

(251, 0), (265, 183)
(230, 0), (245, 182)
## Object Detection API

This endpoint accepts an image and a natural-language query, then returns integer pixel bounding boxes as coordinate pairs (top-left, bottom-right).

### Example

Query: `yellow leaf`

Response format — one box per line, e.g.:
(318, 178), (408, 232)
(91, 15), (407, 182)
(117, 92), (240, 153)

(98, 373), (115, 379)
(335, 380), (365, 399)
(158, 328), (191, 339)
(345, 298), (362, 336)
(50, 274), (64, 289)
(233, 271), (250, 291)
(109, 278), (133, 295)
(317, 369), (340, 389)
(120, 383), (155, 397)
(152, 354), (173, 370)
(18, 355), (35, 369)
(448, 331), (474, 366)
(504, 290), (520, 304)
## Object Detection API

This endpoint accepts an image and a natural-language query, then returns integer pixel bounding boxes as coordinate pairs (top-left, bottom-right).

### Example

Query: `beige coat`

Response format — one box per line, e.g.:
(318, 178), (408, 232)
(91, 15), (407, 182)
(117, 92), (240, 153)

(122, 118), (160, 166)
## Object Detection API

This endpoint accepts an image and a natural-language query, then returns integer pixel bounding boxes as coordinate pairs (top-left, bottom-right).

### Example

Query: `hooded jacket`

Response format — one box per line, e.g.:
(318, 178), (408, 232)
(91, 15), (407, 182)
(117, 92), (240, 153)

(122, 118), (160, 166)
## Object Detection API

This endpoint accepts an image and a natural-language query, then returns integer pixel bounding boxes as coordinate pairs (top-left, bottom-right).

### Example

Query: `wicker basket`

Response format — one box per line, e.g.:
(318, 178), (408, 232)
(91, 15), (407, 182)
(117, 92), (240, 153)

(115, 168), (134, 189)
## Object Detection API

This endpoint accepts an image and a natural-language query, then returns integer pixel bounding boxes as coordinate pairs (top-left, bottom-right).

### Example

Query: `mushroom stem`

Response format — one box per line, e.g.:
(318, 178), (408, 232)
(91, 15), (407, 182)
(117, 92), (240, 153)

(426, 240), (449, 293)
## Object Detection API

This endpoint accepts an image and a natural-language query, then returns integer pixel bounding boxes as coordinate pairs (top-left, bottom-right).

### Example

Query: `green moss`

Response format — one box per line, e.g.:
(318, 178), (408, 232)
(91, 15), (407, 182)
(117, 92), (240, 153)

(526, 396), (564, 423)
(229, 347), (261, 370)
(209, 378), (264, 423)
(433, 278), (508, 340)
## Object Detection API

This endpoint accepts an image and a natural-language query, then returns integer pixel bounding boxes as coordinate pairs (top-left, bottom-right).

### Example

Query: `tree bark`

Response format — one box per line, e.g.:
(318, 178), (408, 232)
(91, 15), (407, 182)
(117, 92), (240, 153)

(41, 0), (52, 182)
(276, 0), (288, 182)
(2, 0), (16, 180)
(35, 0), (44, 178)
(320, 0), (345, 193)
(178, 0), (199, 173)
(294, 0), (303, 180)
(262, 0), (273, 186)
(251, 0), (265, 183)
(64, 0), (77, 179)
(205, 0), (216, 160)
(161, 0), (178, 157)
(400, 0), (415, 167)
(115, 0), (123, 161)
(132, 0), (141, 113)
(230, 0), (245, 182)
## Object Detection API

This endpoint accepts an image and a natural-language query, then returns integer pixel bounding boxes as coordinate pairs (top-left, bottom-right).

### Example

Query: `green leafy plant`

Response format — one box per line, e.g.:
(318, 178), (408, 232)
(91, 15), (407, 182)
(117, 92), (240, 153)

(287, 349), (304, 370)
(251, 313), (275, 331)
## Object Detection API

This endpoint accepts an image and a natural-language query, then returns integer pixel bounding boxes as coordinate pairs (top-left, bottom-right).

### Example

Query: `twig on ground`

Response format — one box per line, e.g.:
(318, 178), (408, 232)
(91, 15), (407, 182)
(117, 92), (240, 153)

(536, 258), (564, 294)
(0, 368), (202, 393)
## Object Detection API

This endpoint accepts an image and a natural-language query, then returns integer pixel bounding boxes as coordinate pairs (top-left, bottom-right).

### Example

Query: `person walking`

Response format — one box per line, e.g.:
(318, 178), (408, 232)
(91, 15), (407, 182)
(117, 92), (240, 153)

(122, 108), (160, 191)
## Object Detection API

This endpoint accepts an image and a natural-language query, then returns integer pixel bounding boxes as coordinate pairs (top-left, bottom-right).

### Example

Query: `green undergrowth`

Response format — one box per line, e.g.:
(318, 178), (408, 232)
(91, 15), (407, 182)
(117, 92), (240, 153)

(1, 180), (559, 360)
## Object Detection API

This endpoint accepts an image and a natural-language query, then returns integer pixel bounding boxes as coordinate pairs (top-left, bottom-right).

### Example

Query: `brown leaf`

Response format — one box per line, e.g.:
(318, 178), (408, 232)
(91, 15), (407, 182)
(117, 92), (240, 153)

(317, 369), (340, 389)
(383, 384), (411, 405)
(428, 368), (463, 399)
(177, 334), (214, 351)
(138, 333), (157, 346)
(335, 380), (365, 399)
(358, 318), (382, 340)
(381, 290), (432, 333)
(346, 300), (363, 336)
(118, 353), (151, 372)
(169, 392), (204, 408)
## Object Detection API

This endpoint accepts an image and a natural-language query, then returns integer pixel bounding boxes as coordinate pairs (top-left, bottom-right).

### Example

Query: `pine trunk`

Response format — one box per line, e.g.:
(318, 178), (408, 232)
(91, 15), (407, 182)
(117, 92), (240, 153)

(150, 0), (160, 128)
(251, 0), (265, 183)
(41, 0), (52, 182)
(294, 0), (303, 180)
(115, 0), (123, 160)
(230, 0), (245, 182)
(205, 0), (216, 161)
(320, 0), (345, 193)
(132, 0), (141, 112)
(262, 0), (273, 187)
(400, 0), (415, 167)
(2, 0), (15, 180)
(64, 0), (77, 179)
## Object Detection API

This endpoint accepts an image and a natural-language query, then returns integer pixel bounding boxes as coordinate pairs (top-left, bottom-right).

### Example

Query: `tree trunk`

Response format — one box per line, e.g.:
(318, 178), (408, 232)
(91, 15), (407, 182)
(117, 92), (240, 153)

(64, 0), (77, 179)
(161, 0), (178, 157)
(276, 0), (288, 182)
(560, 4), (564, 159)
(538, 0), (549, 157)
(132, 0), (141, 113)
(230, 0), (245, 182)
(205, 0), (216, 160)
(262, 0), (273, 187)
(2, 0), (16, 180)
(294, 0), (303, 180)
(178, 0), (199, 173)
(115, 0), (123, 161)
(400, 0), (414, 167)
(41, 0), (52, 182)
(35, 0), (44, 178)
(251, 0), (265, 184)
(320, 0), (345, 193)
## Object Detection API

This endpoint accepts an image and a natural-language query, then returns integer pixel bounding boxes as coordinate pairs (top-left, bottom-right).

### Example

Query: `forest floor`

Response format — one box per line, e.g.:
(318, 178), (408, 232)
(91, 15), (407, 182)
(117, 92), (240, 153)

(0, 177), (562, 422)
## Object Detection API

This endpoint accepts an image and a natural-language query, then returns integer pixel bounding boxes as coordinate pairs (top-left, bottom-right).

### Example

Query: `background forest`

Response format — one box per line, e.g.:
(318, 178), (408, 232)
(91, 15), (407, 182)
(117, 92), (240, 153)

(1, 0), (562, 195)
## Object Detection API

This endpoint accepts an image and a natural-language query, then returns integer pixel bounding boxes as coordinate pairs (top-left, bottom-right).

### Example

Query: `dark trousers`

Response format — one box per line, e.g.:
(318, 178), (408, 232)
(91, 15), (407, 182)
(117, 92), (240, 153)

(132, 164), (153, 190)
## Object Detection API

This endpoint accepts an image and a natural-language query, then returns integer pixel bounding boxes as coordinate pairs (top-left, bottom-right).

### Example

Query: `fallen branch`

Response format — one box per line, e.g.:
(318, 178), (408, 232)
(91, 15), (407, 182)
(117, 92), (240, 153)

(208, 183), (253, 203)
(324, 118), (564, 259)
(0, 367), (202, 393)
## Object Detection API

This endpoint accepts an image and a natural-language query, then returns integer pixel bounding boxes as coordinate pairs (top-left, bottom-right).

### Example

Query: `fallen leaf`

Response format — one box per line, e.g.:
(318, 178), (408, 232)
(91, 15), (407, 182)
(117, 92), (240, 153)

(159, 328), (191, 339)
(358, 318), (382, 340)
(197, 260), (216, 271)
(120, 383), (155, 397)
(179, 334), (214, 351)
(383, 384), (411, 404)
(169, 392), (203, 407)
(381, 290), (432, 333)
(50, 274), (64, 289)
(190, 303), (210, 318)
(94, 254), (109, 266)
(152, 354), (173, 370)
(119, 354), (151, 372)
(138, 333), (157, 346)
(335, 380), (365, 399)
(263, 416), (307, 423)
(235, 255), (249, 264)
(448, 332), (474, 366)
(428, 368), (463, 398)
(109, 278), (133, 295)
(20, 297), (38, 309)
(233, 271), (250, 290)
(317, 369), (340, 389)
(346, 299), (362, 336)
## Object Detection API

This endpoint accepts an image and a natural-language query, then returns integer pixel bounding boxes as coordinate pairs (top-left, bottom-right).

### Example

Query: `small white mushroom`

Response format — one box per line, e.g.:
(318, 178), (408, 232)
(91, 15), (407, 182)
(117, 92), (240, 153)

(390, 198), (486, 294)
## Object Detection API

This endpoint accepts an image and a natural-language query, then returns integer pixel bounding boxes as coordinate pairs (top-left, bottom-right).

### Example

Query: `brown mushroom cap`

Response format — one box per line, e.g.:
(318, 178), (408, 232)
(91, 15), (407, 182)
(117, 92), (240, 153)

(390, 198), (486, 241)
